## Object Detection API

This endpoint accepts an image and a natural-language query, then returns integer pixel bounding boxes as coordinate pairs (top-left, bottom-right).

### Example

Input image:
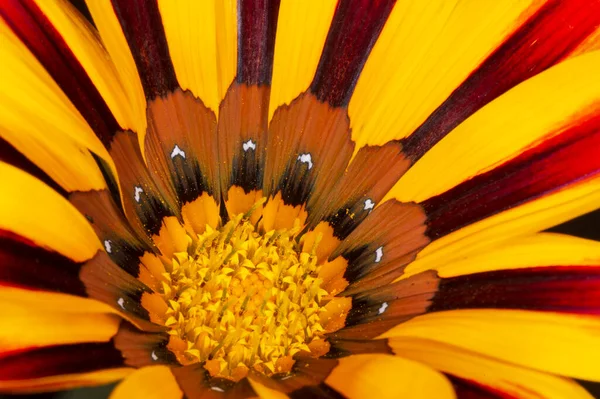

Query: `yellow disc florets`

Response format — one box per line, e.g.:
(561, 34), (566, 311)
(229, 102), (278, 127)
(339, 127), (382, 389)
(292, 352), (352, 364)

(160, 211), (329, 379)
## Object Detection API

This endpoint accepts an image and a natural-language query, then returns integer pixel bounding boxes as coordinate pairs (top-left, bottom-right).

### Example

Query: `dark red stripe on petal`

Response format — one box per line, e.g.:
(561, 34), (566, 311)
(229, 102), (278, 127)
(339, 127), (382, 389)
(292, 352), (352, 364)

(449, 376), (507, 399)
(0, 230), (86, 296)
(111, 0), (179, 99)
(237, 0), (281, 85)
(431, 266), (600, 315)
(0, 342), (124, 381)
(310, 0), (396, 107)
(423, 112), (600, 240)
(0, 137), (67, 197)
(403, 0), (600, 161)
(0, 0), (121, 146)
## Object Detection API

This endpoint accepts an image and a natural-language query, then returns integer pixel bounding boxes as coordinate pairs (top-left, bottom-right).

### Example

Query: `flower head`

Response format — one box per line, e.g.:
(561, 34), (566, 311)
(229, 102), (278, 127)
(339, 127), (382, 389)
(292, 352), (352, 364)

(1, 0), (600, 398)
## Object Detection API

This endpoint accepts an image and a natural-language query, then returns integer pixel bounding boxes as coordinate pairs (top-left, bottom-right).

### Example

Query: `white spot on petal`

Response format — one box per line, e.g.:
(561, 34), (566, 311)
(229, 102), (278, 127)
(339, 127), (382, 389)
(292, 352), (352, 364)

(134, 186), (144, 203)
(378, 302), (388, 314)
(211, 387), (225, 393)
(117, 297), (125, 309)
(297, 153), (313, 170)
(151, 351), (158, 361)
(375, 246), (383, 263)
(364, 198), (375, 211)
(242, 139), (256, 152)
(104, 240), (112, 254)
(170, 144), (186, 159)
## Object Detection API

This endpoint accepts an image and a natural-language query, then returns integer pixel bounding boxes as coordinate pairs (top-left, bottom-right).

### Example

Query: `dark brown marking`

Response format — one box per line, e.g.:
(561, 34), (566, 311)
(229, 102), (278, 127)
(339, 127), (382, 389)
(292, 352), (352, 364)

(114, 322), (178, 367)
(218, 84), (270, 196)
(110, 131), (179, 237)
(265, 92), (354, 208)
(330, 201), (429, 292)
(314, 142), (411, 239)
(145, 89), (220, 205)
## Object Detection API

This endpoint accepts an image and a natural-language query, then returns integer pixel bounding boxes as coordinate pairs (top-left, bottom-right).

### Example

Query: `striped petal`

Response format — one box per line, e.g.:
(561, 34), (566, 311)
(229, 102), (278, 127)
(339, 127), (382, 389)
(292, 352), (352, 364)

(381, 309), (600, 381)
(0, 347), (130, 394)
(29, 0), (145, 135)
(419, 232), (600, 278)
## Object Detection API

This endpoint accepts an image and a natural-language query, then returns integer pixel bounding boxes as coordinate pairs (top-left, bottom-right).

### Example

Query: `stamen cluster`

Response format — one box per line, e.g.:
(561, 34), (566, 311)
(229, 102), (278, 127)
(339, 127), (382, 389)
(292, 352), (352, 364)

(161, 213), (328, 378)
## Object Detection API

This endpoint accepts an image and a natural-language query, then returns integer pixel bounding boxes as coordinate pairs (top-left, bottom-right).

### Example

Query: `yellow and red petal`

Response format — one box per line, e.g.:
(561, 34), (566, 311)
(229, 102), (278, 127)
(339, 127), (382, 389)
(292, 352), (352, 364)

(0, 346), (131, 394)
(400, 0), (600, 162)
(388, 50), (600, 204)
(0, 21), (110, 192)
(0, 288), (131, 394)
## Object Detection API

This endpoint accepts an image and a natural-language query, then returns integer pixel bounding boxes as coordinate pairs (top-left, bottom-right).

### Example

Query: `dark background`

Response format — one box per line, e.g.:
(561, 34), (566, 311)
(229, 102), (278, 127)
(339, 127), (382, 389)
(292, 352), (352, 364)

(3, 0), (598, 397)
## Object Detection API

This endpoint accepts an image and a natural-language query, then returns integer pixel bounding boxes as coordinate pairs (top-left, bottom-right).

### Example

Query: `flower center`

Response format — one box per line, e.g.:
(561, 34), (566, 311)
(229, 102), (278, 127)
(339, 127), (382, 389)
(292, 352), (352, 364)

(161, 211), (329, 379)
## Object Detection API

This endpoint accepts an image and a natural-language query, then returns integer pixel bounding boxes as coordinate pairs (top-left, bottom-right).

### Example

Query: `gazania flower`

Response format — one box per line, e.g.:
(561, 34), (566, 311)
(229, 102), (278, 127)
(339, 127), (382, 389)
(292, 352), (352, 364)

(2, 0), (600, 398)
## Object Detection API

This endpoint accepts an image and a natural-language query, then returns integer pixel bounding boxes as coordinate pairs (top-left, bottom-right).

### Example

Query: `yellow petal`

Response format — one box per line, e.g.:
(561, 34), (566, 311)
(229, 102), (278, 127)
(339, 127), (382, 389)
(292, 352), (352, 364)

(0, 287), (120, 352)
(325, 354), (455, 399)
(386, 50), (600, 203)
(430, 233), (600, 278)
(381, 309), (600, 381)
(393, 337), (593, 399)
(349, 0), (541, 148)
(0, 161), (102, 262)
(158, 0), (236, 116)
(110, 366), (182, 399)
(401, 175), (600, 280)
(268, 0), (337, 122)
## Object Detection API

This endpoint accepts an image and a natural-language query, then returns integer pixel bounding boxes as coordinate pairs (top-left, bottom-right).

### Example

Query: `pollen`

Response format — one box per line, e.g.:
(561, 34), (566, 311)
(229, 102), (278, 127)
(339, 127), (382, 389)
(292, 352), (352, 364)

(159, 208), (329, 380)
